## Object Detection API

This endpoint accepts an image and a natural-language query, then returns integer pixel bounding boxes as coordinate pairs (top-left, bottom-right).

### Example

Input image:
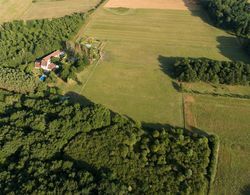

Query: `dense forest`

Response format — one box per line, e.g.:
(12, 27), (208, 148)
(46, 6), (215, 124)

(202, 0), (250, 36)
(173, 58), (250, 85)
(0, 67), (41, 93)
(202, 0), (250, 56)
(0, 90), (217, 194)
(0, 13), (85, 67)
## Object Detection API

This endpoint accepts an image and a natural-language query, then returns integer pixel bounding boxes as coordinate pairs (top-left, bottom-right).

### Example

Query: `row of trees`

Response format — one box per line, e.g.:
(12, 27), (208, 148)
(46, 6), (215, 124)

(173, 58), (250, 85)
(56, 38), (101, 82)
(0, 67), (41, 93)
(202, 0), (250, 36)
(0, 13), (86, 67)
(0, 90), (216, 194)
(202, 0), (250, 56)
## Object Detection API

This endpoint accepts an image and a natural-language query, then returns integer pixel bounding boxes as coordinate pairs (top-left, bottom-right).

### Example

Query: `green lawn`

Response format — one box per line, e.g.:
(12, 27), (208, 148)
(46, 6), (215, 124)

(60, 7), (249, 127)
(188, 95), (250, 195)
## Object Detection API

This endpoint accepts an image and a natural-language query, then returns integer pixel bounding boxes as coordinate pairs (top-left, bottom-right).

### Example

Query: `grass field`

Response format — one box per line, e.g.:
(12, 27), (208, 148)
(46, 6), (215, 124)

(182, 82), (250, 97)
(186, 95), (250, 195)
(59, 7), (249, 126)
(0, 0), (101, 22)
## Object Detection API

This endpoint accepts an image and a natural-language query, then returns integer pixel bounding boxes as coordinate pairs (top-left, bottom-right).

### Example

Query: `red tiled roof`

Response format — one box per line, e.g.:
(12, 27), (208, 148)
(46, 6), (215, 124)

(35, 61), (41, 68)
(41, 59), (47, 67)
(47, 63), (56, 70)
(43, 50), (61, 61)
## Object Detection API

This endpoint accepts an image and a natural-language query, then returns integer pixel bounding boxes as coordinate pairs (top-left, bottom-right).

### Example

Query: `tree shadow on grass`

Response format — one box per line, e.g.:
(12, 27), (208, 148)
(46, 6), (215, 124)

(182, 0), (215, 26)
(158, 55), (180, 78)
(189, 125), (210, 137)
(141, 122), (210, 138)
(158, 55), (184, 92)
(65, 91), (94, 106)
(182, 1), (250, 63)
(141, 122), (173, 131)
(240, 184), (250, 195)
(216, 36), (250, 63)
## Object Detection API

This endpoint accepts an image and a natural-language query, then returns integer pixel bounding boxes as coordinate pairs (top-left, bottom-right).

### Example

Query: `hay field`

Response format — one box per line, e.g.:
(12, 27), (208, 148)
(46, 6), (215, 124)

(0, 0), (31, 22)
(58, 6), (249, 127)
(22, 0), (101, 20)
(186, 95), (250, 195)
(0, 0), (101, 22)
(104, 0), (199, 10)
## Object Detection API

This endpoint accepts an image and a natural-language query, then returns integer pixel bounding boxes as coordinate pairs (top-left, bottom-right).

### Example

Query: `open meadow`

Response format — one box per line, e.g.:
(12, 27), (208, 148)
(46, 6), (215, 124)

(186, 95), (250, 194)
(59, 4), (249, 126)
(0, 0), (101, 22)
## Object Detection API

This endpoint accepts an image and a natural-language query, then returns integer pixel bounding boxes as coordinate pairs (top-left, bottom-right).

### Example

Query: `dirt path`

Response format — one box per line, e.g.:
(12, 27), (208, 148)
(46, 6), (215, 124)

(183, 94), (197, 129)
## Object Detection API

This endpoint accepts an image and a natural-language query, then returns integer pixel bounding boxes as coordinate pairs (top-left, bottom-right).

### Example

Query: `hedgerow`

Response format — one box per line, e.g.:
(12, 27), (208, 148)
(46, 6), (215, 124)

(173, 58), (250, 85)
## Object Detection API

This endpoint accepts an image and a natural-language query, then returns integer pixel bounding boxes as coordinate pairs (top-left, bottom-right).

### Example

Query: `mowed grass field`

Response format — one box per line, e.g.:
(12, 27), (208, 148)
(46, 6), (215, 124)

(187, 95), (250, 195)
(60, 7), (249, 126)
(0, 0), (101, 22)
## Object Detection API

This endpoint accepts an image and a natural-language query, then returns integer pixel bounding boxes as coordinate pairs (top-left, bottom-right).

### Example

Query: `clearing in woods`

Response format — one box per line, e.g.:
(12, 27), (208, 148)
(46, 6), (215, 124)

(0, 0), (101, 22)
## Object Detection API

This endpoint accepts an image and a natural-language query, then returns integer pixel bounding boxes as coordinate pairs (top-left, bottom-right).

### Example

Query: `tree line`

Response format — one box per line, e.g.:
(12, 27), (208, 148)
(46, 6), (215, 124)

(173, 58), (250, 85)
(0, 90), (217, 194)
(202, 0), (250, 56)
(202, 0), (250, 36)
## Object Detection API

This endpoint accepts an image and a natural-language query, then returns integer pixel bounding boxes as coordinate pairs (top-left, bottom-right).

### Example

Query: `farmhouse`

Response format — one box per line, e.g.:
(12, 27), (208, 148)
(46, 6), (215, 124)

(35, 50), (64, 71)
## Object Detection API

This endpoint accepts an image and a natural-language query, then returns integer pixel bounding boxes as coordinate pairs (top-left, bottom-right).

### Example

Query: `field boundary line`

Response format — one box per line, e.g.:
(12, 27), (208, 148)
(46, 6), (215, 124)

(182, 93), (186, 129)
(73, 0), (109, 42)
(79, 42), (106, 93)
(183, 91), (250, 101)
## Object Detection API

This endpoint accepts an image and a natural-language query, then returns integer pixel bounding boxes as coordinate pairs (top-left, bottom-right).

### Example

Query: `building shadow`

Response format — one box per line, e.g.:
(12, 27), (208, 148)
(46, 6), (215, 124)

(65, 91), (94, 106)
